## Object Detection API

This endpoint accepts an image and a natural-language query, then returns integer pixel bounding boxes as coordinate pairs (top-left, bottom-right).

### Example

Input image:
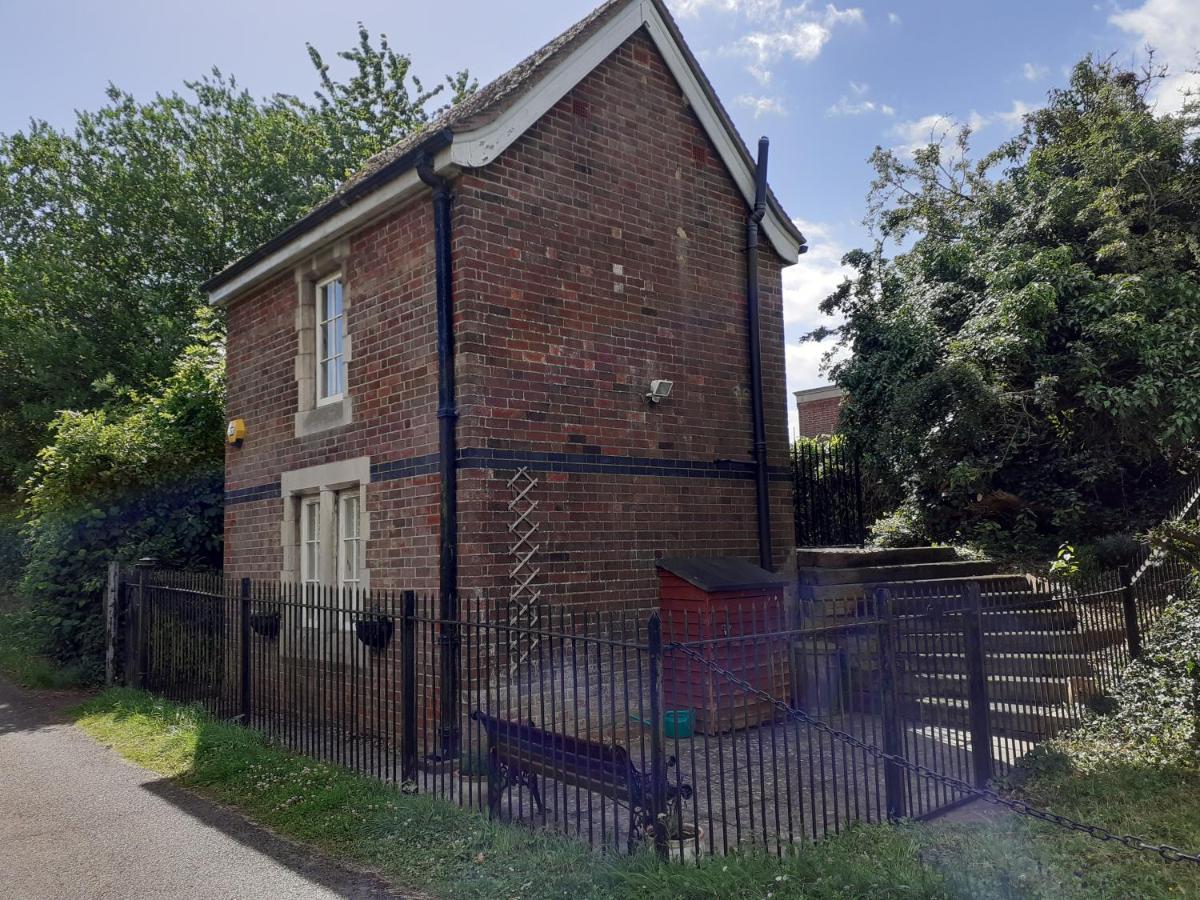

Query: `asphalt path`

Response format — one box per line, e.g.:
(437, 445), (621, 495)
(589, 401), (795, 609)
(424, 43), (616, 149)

(0, 678), (409, 899)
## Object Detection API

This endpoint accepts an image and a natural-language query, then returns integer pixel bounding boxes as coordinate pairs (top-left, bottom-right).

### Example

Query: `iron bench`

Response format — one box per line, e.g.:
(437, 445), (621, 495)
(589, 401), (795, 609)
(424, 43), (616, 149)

(469, 710), (693, 851)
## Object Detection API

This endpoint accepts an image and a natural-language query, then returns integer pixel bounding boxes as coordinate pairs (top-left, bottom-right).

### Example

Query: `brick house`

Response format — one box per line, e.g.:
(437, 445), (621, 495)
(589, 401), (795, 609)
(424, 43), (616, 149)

(794, 385), (844, 438)
(206, 0), (806, 614)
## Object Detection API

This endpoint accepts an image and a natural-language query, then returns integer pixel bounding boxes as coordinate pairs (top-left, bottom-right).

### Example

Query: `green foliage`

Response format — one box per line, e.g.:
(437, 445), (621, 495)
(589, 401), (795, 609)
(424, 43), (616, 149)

(0, 609), (89, 689)
(868, 505), (927, 548)
(302, 22), (476, 180)
(0, 26), (474, 495)
(1048, 542), (1081, 578)
(18, 338), (225, 674)
(819, 57), (1200, 555)
(1031, 581), (1200, 770)
(0, 513), (26, 597)
(1, 27), (475, 668)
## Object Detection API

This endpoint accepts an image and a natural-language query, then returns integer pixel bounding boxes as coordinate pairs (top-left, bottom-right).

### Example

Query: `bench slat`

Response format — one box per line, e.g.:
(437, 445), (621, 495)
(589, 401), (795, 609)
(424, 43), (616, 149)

(473, 711), (641, 803)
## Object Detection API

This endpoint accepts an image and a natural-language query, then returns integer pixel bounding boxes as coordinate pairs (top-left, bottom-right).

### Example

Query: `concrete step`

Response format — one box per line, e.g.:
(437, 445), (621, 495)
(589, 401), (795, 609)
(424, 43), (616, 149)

(792, 546), (960, 568)
(897, 627), (1125, 655)
(899, 651), (1095, 678)
(899, 607), (1079, 634)
(803, 559), (1000, 586)
(910, 696), (1078, 740)
(903, 671), (1098, 705)
(805, 573), (1035, 603)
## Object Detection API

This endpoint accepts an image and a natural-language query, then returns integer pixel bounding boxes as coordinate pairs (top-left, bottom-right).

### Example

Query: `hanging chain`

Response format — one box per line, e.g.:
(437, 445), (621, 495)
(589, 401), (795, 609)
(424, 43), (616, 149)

(666, 641), (1200, 866)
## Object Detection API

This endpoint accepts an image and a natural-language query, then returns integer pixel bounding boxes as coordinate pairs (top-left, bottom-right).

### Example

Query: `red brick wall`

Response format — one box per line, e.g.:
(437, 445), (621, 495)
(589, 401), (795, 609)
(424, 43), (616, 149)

(796, 395), (842, 438)
(224, 196), (443, 588)
(224, 27), (794, 605)
(453, 30), (792, 609)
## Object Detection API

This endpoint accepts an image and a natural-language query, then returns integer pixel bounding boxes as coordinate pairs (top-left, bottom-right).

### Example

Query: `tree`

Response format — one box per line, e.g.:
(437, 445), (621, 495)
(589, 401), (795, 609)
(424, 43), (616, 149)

(0, 25), (473, 494)
(1, 26), (474, 670)
(818, 57), (1200, 555)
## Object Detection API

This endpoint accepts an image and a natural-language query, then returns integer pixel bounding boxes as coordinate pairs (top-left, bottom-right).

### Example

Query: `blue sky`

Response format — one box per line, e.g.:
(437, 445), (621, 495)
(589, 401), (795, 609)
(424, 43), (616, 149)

(1, 0), (1196, 433)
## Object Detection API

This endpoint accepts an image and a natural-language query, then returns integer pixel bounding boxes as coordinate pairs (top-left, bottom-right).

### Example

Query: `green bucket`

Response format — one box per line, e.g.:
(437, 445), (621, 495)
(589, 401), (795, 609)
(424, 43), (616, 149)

(663, 709), (695, 739)
(632, 710), (694, 739)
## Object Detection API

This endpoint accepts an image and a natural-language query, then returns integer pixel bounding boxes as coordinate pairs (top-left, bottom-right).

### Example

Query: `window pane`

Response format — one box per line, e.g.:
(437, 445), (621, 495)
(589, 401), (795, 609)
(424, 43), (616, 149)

(331, 354), (343, 396)
(329, 278), (343, 317)
(339, 493), (360, 586)
(317, 278), (345, 401)
(330, 318), (344, 357)
(323, 355), (336, 398)
(302, 500), (320, 583)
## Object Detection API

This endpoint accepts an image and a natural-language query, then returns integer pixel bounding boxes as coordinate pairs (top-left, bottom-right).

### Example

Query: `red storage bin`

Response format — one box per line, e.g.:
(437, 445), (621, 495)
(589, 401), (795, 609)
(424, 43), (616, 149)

(656, 557), (790, 733)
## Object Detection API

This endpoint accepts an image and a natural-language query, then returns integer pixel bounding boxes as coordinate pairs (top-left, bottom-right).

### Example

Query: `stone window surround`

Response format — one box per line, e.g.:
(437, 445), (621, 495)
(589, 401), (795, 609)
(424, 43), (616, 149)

(280, 456), (372, 595)
(294, 238), (354, 438)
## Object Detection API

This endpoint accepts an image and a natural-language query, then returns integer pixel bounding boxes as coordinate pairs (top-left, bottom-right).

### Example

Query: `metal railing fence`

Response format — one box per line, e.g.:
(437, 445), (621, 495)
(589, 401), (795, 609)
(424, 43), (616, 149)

(111, 557), (1185, 861)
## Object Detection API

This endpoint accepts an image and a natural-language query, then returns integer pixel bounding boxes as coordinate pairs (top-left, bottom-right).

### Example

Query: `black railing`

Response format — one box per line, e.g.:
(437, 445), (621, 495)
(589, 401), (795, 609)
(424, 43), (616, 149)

(791, 440), (870, 547)
(112, 558), (1187, 861)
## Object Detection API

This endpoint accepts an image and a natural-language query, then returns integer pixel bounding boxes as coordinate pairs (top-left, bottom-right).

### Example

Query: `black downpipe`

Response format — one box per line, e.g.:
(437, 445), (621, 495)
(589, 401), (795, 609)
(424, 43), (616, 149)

(417, 155), (459, 760)
(747, 137), (773, 571)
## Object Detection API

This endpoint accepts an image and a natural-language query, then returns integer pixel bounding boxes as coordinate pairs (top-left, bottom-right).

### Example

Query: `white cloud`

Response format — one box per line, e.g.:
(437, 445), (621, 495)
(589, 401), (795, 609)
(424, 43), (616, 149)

(783, 219), (853, 430)
(684, 2), (864, 81)
(887, 11), (901, 24)
(1110, 0), (1200, 114)
(995, 99), (1035, 128)
(735, 4), (864, 66)
(748, 64), (773, 85)
(831, 81), (893, 116)
(888, 113), (956, 154)
(668, 0), (782, 20)
(829, 97), (895, 116)
(737, 94), (788, 117)
(889, 100), (1035, 155)
(782, 220), (849, 329)
(1022, 62), (1048, 81)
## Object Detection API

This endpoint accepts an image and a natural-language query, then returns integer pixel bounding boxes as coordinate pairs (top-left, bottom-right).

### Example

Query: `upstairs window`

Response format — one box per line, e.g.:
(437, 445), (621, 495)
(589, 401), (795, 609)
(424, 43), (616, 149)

(316, 274), (345, 404)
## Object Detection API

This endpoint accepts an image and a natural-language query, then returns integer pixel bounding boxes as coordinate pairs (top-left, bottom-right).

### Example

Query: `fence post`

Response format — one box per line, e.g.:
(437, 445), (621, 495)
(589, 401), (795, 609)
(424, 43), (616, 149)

(647, 613), (668, 858)
(401, 590), (418, 785)
(128, 560), (154, 688)
(875, 587), (906, 820)
(104, 561), (120, 687)
(962, 581), (993, 789)
(239, 577), (252, 722)
(1121, 569), (1142, 661)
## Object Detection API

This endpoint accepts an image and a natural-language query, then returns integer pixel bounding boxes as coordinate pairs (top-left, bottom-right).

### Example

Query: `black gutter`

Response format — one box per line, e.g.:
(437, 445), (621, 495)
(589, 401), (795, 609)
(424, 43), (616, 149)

(416, 153), (460, 760)
(202, 129), (454, 296)
(747, 136), (773, 571)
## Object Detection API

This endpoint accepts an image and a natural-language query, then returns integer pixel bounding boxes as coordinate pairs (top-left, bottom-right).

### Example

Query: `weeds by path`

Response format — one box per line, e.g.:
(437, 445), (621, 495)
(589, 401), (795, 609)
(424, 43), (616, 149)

(0, 609), (89, 690)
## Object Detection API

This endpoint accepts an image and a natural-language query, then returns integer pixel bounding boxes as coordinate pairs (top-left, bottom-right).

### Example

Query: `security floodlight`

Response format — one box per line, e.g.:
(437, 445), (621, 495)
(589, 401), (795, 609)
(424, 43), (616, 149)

(646, 379), (674, 404)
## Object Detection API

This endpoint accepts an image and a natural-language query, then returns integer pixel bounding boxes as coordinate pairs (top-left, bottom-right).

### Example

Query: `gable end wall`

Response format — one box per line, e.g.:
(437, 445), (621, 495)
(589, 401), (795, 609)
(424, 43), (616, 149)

(454, 28), (793, 609)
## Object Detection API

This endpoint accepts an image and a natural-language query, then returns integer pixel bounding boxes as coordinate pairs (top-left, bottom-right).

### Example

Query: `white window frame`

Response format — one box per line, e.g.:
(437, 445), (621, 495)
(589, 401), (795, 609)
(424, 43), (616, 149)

(300, 495), (322, 595)
(315, 273), (346, 406)
(337, 490), (362, 595)
(280, 458), (371, 619)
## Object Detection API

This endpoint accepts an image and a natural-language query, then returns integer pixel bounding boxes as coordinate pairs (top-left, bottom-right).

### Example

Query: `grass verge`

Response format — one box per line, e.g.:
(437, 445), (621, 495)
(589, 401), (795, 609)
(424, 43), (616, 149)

(74, 688), (951, 899)
(0, 609), (89, 689)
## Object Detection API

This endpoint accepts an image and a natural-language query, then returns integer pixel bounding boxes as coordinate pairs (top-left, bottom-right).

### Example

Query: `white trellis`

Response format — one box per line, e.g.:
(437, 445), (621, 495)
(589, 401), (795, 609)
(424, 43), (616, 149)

(506, 467), (543, 671)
